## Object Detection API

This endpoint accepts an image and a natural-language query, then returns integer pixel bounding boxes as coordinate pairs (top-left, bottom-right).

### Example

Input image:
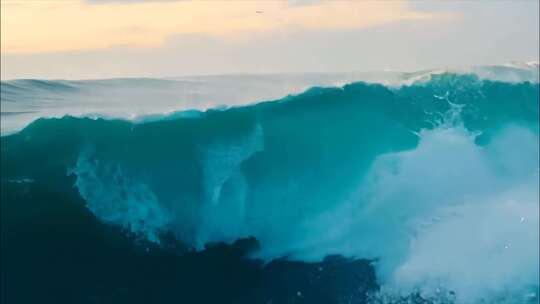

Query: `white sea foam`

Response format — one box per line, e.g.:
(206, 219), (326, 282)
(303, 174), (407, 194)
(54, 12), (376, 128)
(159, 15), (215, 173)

(196, 124), (264, 247)
(244, 122), (538, 303)
(70, 152), (170, 243)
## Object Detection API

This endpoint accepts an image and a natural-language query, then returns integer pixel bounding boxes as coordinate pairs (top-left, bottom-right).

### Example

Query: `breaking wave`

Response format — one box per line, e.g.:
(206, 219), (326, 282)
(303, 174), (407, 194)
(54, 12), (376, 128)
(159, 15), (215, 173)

(1, 72), (538, 303)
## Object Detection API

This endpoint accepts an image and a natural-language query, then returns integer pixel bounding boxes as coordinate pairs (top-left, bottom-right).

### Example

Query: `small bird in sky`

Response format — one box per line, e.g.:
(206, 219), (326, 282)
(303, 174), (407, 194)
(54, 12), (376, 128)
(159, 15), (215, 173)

(256, 10), (264, 14)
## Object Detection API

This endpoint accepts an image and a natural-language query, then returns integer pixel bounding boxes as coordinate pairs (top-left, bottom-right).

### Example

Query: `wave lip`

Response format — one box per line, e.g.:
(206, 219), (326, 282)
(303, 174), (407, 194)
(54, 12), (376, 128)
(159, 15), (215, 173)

(1, 63), (538, 136)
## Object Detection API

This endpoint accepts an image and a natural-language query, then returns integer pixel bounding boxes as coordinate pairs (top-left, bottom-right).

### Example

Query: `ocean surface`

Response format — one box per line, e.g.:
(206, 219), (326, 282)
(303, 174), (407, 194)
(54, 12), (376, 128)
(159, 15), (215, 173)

(1, 63), (539, 303)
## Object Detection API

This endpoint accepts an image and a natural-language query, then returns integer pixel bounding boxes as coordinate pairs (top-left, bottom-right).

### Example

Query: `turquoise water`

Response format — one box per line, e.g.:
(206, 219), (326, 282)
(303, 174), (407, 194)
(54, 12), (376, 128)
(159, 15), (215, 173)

(1, 72), (539, 303)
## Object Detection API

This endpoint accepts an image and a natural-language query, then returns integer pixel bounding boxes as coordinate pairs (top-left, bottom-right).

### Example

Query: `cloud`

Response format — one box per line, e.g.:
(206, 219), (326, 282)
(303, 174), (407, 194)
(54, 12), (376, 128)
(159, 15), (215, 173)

(3, 9), (538, 81)
(86, 0), (321, 7)
(86, 0), (180, 3)
(1, 0), (537, 79)
(287, 0), (321, 7)
(88, 0), (320, 6)
(1, 0), (440, 54)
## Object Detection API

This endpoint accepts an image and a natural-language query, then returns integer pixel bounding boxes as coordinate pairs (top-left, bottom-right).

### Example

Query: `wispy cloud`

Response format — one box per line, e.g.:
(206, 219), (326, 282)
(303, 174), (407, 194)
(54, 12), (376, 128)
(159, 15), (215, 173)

(1, 0), (445, 54)
(86, 0), (181, 4)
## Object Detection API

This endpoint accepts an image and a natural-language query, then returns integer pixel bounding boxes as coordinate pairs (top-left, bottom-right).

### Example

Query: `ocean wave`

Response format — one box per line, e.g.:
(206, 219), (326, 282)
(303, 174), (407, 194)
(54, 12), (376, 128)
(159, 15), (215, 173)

(1, 63), (538, 136)
(1, 73), (538, 303)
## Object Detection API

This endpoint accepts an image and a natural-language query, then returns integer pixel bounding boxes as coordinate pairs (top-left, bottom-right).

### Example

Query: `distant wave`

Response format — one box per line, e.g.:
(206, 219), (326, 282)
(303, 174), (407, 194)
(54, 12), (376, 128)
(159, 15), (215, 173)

(1, 63), (538, 135)
(2, 72), (538, 303)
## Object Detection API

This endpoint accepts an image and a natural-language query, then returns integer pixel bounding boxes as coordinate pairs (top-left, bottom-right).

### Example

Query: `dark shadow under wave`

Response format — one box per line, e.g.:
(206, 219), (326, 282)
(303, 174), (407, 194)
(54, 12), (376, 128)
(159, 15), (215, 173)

(1, 174), (377, 304)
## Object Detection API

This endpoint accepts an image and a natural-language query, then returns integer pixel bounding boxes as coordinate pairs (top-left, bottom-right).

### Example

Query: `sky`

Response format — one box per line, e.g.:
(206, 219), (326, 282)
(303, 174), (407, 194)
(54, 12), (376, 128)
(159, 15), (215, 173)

(1, 0), (539, 80)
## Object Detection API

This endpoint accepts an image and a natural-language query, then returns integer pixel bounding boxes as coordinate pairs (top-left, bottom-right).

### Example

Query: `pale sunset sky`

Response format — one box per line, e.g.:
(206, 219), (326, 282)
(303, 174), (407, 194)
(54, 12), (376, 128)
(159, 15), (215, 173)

(1, 0), (538, 79)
